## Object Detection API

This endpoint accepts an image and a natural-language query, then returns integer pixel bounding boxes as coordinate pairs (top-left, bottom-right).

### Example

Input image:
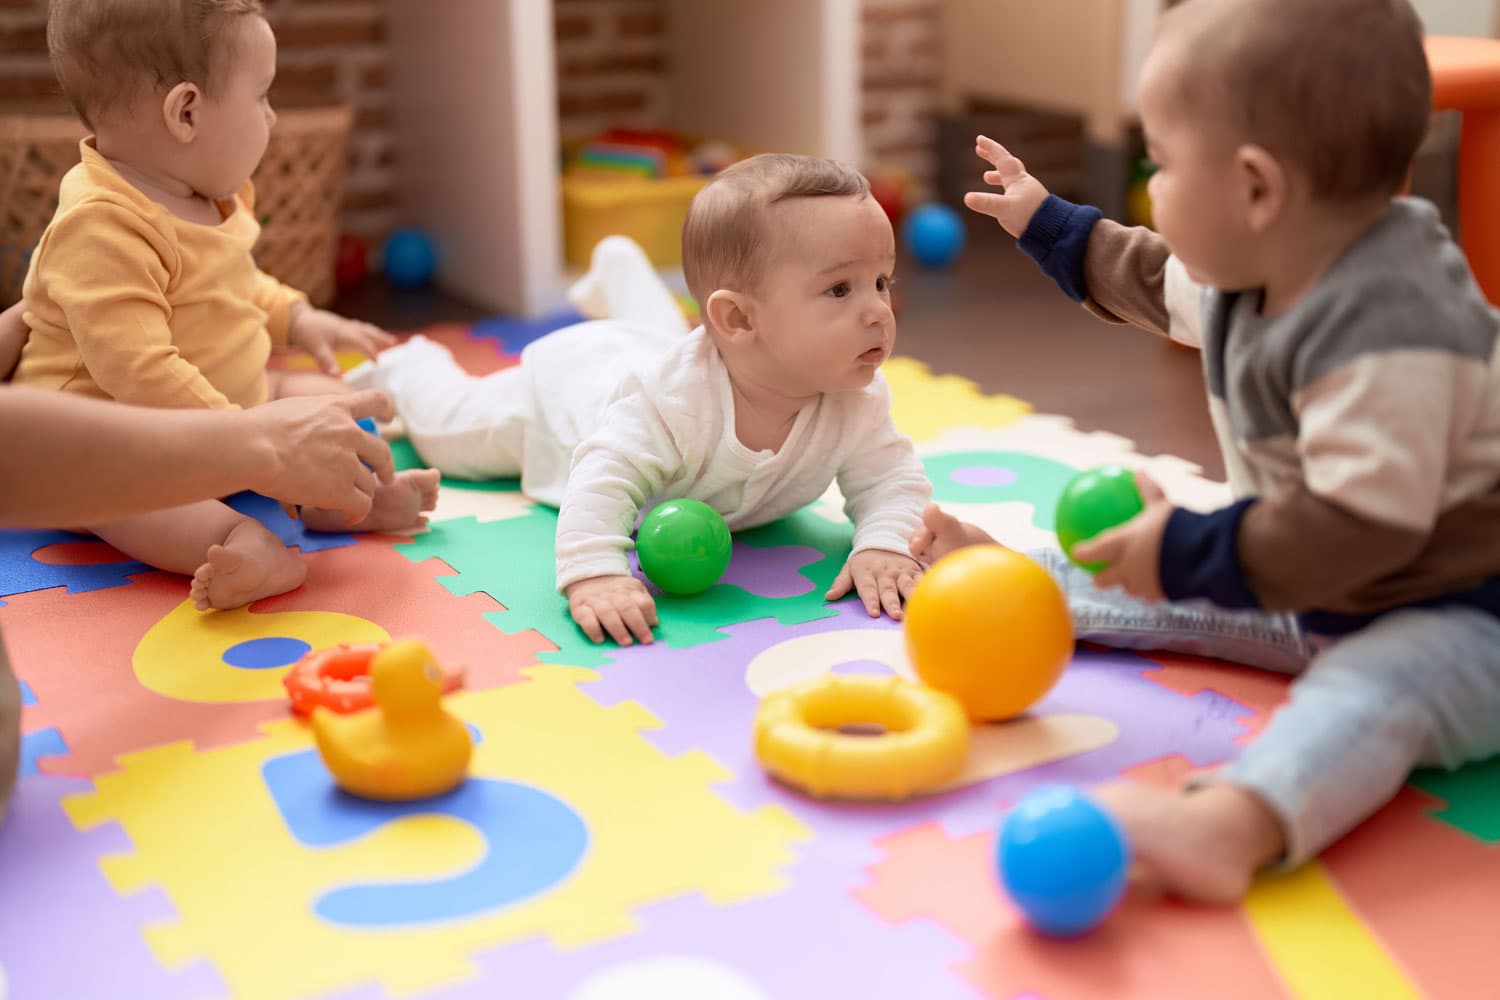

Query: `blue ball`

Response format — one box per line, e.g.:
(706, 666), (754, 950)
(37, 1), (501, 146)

(902, 203), (966, 268)
(382, 228), (438, 289)
(995, 785), (1130, 936)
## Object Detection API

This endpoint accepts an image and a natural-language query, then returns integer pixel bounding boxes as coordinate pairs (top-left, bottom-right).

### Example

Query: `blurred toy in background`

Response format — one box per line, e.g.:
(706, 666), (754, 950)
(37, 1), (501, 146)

(381, 227), (438, 290)
(335, 233), (368, 292)
(902, 203), (966, 269)
(688, 139), (740, 176)
(564, 128), (741, 182)
(1126, 154), (1156, 229)
(560, 127), (743, 271)
(866, 164), (913, 226)
(674, 290), (701, 324)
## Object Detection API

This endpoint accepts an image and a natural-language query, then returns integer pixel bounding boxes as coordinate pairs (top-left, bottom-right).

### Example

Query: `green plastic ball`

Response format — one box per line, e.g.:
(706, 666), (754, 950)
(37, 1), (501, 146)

(635, 499), (733, 596)
(1054, 466), (1145, 572)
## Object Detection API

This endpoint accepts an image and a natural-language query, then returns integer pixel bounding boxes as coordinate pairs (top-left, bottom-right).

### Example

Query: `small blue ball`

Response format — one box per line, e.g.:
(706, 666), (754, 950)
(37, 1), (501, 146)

(902, 203), (966, 268)
(382, 228), (438, 289)
(996, 785), (1130, 937)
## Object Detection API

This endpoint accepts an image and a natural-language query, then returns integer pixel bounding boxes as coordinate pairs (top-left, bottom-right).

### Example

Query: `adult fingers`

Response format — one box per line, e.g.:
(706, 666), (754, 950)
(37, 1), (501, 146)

(342, 388), (396, 424)
(353, 431), (396, 485)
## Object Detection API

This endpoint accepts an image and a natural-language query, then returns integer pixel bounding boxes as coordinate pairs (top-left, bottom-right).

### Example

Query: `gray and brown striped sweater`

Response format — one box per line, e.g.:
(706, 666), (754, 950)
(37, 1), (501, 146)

(1020, 195), (1500, 634)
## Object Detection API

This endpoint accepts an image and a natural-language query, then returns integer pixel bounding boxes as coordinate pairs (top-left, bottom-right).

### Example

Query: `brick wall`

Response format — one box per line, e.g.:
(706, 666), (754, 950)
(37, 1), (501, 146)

(552, 0), (944, 196)
(0, 0), (946, 241)
(860, 0), (942, 198)
(0, 0), (395, 242)
(554, 0), (672, 142)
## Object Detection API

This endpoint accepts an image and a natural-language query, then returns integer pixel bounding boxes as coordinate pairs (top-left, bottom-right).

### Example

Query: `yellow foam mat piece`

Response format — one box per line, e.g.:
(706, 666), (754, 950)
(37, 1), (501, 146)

(1244, 862), (1421, 1000)
(134, 599), (389, 703)
(882, 356), (1031, 443)
(64, 666), (810, 998)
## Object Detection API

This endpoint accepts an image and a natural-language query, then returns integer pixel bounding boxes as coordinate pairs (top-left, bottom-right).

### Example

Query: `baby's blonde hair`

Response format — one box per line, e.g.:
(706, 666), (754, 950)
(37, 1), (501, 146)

(47, 0), (266, 130)
(1160, 0), (1430, 203)
(682, 153), (871, 306)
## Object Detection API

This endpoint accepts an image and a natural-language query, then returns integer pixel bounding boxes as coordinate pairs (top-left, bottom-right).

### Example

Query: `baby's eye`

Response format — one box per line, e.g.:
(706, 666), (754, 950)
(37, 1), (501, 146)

(827, 281), (851, 298)
(877, 275), (895, 293)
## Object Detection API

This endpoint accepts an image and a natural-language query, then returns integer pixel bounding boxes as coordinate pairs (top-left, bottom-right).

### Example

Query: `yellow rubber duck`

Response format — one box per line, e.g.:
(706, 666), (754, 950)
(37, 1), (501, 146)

(311, 638), (473, 801)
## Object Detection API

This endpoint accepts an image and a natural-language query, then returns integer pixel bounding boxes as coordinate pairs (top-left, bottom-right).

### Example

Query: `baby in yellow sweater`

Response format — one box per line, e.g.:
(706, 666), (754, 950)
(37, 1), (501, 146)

(12, 0), (438, 610)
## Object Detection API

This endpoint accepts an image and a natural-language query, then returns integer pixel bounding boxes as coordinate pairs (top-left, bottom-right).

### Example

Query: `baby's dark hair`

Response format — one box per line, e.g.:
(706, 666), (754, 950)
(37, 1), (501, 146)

(1162, 0), (1431, 202)
(682, 153), (871, 306)
(47, 0), (266, 130)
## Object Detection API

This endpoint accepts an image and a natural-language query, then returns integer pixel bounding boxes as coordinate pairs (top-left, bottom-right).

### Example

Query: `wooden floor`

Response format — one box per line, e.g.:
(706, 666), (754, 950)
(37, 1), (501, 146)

(334, 218), (1225, 482)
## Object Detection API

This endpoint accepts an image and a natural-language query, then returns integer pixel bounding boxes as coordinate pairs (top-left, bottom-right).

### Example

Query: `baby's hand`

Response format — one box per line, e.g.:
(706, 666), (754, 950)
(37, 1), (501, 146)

(964, 135), (1052, 240)
(567, 574), (659, 646)
(287, 305), (397, 376)
(0, 299), (28, 381)
(826, 548), (923, 620)
(1072, 472), (1172, 602)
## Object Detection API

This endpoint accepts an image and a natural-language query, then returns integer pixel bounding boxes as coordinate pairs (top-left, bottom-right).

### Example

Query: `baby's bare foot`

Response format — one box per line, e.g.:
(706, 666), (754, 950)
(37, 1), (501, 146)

(189, 523), (307, 611)
(909, 502), (999, 565)
(345, 468), (439, 533)
(1091, 780), (1286, 905)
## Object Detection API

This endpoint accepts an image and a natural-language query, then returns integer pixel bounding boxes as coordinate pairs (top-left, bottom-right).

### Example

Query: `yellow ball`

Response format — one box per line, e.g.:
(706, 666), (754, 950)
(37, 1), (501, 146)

(903, 546), (1073, 720)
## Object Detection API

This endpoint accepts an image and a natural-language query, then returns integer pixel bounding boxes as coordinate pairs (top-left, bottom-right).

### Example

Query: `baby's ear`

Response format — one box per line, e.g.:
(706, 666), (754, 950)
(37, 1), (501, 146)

(161, 82), (201, 144)
(704, 288), (755, 345)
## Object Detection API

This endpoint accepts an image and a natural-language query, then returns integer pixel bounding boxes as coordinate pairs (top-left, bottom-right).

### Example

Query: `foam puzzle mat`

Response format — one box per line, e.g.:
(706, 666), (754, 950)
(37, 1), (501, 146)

(1, 314), (1496, 1000)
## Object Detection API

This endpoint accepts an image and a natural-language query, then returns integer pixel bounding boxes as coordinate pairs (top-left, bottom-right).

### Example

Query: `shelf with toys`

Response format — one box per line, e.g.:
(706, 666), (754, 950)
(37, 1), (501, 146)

(386, 0), (861, 318)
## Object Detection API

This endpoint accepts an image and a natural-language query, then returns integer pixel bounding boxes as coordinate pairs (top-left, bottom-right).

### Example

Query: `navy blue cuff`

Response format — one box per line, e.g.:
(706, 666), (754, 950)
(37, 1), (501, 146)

(1017, 195), (1103, 303)
(1159, 500), (1263, 610)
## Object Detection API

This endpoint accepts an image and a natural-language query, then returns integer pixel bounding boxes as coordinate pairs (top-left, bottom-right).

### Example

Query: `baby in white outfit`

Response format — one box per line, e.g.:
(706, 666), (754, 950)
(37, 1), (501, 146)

(350, 154), (932, 645)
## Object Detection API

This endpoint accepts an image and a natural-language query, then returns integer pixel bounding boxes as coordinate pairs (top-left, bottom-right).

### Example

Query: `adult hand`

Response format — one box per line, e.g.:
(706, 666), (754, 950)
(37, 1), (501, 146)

(248, 389), (397, 521)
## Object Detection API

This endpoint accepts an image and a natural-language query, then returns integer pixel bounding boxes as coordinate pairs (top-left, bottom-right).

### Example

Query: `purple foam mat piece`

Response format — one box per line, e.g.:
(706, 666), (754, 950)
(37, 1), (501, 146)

(626, 540), (824, 601)
(0, 777), (227, 999)
(714, 542), (824, 599)
(333, 858), (980, 1000)
(584, 601), (1253, 855)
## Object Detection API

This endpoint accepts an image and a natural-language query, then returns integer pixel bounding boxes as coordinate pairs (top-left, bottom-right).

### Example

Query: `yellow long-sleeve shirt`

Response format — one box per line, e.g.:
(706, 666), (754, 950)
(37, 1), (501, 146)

(13, 138), (306, 409)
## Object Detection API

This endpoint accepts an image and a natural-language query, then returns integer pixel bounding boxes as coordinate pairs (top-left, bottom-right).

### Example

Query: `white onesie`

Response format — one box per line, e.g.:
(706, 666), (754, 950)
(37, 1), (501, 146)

(352, 322), (931, 591)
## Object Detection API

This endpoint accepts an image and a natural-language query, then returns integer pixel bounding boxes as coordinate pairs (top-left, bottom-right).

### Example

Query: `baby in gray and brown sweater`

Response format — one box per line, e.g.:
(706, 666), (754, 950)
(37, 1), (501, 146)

(916, 0), (1500, 903)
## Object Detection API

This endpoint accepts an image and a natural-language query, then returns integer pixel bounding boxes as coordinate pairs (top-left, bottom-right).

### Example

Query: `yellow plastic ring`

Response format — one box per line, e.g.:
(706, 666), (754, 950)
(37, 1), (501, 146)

(753, 674), (970, 801)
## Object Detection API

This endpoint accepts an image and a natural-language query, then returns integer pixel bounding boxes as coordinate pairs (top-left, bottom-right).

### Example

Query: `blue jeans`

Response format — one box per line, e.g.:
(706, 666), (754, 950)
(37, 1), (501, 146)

(1032, 548), (1500, 865)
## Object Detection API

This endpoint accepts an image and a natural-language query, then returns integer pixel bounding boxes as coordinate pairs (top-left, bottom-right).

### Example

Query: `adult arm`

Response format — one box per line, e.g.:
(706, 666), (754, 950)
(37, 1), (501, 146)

(0, 386), (395, 527)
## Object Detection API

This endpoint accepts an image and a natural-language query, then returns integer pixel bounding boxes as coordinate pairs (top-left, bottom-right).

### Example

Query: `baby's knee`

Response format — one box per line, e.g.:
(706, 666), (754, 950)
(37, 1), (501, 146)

(1298, 613), (1500, 769)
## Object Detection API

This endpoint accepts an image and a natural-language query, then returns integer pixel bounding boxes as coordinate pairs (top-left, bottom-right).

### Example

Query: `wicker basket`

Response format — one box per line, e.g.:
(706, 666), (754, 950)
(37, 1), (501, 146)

(0, 101), (353, 306)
